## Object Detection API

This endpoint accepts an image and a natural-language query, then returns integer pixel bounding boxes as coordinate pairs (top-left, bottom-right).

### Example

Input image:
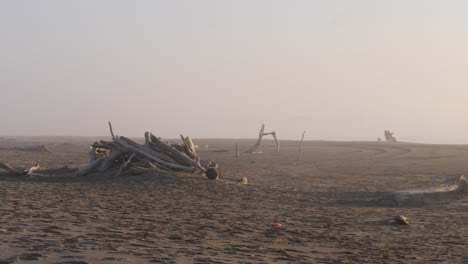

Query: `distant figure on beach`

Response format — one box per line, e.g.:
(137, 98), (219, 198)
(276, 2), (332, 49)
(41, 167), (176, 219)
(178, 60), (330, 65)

(384, 130), (397, 142)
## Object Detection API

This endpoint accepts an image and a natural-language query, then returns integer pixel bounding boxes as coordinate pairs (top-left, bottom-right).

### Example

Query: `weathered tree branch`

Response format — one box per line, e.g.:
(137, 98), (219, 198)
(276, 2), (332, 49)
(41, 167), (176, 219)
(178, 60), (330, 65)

(247, 124), (280, 153)
(108, 121), (116, 140)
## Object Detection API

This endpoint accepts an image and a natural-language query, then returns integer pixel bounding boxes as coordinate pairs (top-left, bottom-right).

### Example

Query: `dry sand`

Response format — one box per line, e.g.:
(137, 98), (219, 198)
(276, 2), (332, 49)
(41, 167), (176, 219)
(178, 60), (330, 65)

(0, 137), (466, 263)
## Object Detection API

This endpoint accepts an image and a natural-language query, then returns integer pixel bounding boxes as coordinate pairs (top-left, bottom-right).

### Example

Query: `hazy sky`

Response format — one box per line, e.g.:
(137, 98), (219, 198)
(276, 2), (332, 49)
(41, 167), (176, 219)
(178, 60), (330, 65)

(1, 1), (468, 143)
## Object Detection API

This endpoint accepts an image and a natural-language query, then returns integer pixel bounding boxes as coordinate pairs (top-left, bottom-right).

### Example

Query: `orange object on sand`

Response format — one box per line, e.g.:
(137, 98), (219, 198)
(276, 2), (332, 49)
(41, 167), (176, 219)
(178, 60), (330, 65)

(272, 222), (282, 227)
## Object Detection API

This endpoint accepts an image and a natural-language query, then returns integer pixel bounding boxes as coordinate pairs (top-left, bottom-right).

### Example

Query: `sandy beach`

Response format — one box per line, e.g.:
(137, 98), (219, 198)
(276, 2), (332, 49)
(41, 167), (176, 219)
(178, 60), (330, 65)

(0, 137), (466, 263)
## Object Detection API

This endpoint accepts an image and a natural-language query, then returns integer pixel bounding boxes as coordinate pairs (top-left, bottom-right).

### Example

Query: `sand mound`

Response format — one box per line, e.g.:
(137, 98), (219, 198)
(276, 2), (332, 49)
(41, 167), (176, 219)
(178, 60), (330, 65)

(372, 175), (467, 207)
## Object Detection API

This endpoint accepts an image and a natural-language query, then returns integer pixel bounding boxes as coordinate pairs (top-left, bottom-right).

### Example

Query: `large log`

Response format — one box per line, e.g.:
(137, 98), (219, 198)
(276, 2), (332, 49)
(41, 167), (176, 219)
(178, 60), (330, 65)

(113, 137), (196, 172)
(74, 157), (106, 176)
(180, 135), (200, 162)
(149, 134), (204, 172)
(183, 135), (196, 154)
(128, 166), (153, 176)
(115, 153), (136, 177)
(98, 149), (126, 173)
(119, 136), (178, 164)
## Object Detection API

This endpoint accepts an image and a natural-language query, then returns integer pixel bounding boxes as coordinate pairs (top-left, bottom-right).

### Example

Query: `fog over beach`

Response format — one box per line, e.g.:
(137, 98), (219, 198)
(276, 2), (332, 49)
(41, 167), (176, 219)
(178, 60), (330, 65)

(0, 1), (467, 263)
(1, 1), (468, 143)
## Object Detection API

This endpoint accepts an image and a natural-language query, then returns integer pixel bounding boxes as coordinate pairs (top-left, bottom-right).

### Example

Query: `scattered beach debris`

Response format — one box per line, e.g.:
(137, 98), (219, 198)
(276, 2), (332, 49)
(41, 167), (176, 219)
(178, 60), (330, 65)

(393, 215), (410, 225)
(246, 123), (279, 153)
(241, 176), (248, 185)
(272, 222), (282, 227)
(374, 175), (467, 207)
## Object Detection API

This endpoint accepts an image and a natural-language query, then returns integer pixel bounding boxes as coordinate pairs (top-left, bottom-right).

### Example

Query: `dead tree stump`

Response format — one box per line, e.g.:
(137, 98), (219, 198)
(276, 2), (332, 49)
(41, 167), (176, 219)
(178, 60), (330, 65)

(246, 124), (280, 153)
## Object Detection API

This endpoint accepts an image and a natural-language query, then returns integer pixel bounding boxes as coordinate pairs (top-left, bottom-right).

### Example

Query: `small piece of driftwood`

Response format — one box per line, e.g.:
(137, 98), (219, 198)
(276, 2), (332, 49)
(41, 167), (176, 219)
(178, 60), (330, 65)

(242, 176), (248, 185)
(25, 162), (40, 176)
(393, 215), (410, 225)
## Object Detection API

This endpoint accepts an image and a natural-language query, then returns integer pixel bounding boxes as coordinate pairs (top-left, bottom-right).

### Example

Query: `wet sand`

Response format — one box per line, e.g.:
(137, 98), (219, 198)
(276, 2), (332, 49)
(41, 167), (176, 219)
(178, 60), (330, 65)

(0, 137), (466, 263)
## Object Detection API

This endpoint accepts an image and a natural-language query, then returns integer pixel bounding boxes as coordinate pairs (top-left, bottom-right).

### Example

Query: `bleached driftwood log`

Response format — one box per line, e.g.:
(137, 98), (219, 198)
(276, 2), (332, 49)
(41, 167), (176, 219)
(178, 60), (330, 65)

(393, 215), (410, 225)
(149, 133), (204, 171)
(120, 136), (177, 164)
(25, 162), (40, 176)
(180, 135), (200, 162)
(75, 157), (106, 176)
(246, 124), (280, 153)
(113, 137), (195, 172)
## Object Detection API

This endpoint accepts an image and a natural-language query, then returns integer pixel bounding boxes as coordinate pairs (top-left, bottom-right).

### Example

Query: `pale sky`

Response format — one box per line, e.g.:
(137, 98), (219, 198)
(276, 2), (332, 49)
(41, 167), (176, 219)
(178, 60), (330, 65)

(1, 1), (468, 143)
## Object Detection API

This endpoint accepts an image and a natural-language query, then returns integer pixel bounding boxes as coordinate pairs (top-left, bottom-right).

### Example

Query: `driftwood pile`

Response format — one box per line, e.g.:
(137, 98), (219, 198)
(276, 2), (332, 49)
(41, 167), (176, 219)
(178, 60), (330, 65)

(75, 122), (220, 179)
